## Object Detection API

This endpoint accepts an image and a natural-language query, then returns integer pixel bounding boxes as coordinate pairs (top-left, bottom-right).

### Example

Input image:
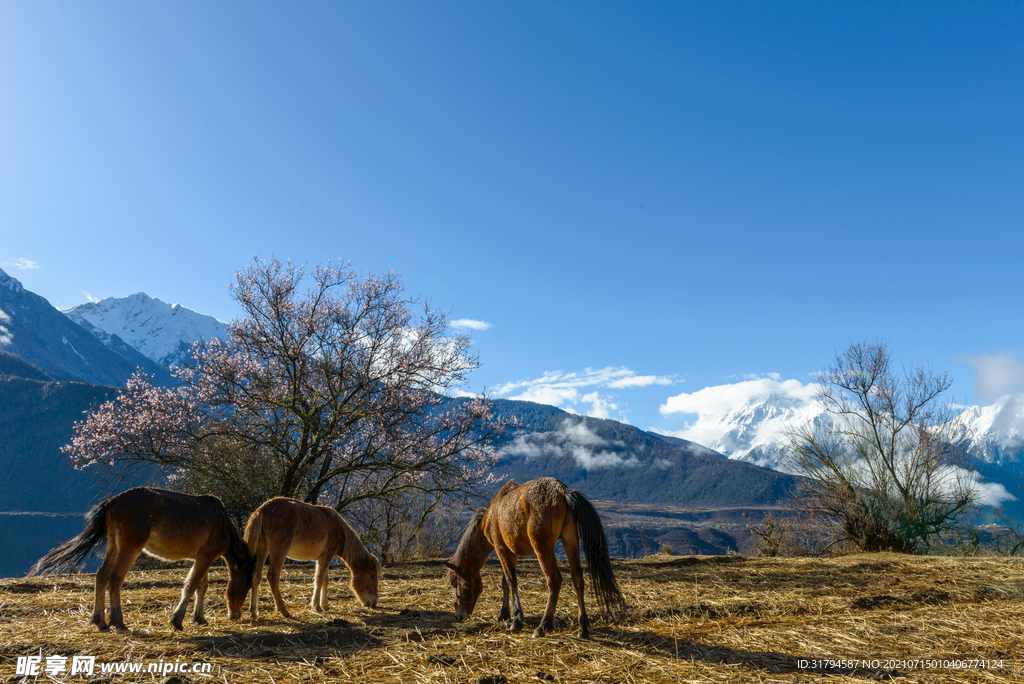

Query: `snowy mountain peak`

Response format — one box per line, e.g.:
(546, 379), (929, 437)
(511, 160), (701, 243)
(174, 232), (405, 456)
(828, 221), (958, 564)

(64, 293), (229, 368)
(0, 268), (25, 295)
(660, 380), (1024, 473)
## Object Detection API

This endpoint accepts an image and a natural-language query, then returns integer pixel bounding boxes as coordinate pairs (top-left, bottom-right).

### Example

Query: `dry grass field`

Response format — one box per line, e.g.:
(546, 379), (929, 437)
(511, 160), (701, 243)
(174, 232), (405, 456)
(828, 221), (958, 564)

(2, 553), (1022, 683)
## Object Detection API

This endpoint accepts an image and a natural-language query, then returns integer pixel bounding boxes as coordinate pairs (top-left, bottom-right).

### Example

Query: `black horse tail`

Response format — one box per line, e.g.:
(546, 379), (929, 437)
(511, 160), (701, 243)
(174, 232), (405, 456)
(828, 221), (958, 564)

(565, 489), (626, 615)
(27, 497), (114, 577)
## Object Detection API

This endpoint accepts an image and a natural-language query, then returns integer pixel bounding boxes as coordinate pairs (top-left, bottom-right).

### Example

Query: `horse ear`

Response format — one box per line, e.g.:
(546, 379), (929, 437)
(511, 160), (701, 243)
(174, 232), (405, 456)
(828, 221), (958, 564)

(443, 562), (463, 576)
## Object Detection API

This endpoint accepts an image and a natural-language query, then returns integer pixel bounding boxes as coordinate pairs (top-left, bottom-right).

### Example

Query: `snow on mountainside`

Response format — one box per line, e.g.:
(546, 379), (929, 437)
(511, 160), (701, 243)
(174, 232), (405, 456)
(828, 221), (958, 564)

(957, 396), (1024, 465)
(64, 293), (229, 368)
(659, 380), (1024, 473)
(0, 268), (171, 386)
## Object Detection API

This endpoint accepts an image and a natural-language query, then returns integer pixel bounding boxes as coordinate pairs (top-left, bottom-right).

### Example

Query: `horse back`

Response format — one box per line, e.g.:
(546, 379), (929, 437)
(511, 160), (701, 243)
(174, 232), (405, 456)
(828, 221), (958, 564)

(250, 497), (345, 562)
(111, 488), (232, 562)
(487, 478), (571, 556)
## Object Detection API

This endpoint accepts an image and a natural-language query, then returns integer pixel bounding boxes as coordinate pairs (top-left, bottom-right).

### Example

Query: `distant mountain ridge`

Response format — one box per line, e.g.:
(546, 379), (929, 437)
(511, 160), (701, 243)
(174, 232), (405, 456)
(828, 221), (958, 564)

(669, 390), (1024, 472)
(64, 293), (229, 368)
(0, 269), (172, 386)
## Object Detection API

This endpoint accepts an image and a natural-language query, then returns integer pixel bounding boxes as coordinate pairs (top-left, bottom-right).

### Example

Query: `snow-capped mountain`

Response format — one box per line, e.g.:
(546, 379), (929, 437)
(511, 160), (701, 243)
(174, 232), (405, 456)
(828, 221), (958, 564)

(0, 268), (171, 386)
(64, 293), (229, 368)
(677, 392), (824, 469)
(957, 396), (1024, 466)
(663, 387), (1024, 473)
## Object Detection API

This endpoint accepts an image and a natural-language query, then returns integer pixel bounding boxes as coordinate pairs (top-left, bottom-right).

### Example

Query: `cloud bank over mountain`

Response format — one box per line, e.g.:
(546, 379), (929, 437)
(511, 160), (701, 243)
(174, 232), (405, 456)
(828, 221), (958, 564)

(503, 419), (641, 470)
(657, 375), (820, 465)
(653, 372), (1020, 507)
(492, 366), (675, 421)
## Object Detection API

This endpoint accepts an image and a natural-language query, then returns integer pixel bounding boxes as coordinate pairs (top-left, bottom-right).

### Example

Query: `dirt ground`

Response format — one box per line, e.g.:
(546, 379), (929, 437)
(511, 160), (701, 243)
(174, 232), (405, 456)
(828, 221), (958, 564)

(2, 553), (1022, 683)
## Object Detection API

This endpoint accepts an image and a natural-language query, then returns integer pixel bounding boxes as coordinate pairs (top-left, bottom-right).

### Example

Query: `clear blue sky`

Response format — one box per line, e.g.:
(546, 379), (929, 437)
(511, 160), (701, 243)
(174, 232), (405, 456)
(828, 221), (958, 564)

(2, 2), (1022, 431)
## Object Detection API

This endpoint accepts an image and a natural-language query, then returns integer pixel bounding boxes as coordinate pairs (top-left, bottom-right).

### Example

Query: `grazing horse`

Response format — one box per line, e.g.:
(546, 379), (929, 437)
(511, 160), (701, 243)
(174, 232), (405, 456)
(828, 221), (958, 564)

(28, 487), (255, 632)
(244, 497), (382, 619)
(445, 477), (625, 638)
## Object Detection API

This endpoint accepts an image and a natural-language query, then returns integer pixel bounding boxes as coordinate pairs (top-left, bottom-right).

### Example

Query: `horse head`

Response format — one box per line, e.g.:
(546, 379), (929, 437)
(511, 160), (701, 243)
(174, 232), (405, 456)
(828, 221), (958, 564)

(225, 541), (257, 620)
(444, 561), (482, 620)
(350, 555), (382, 608)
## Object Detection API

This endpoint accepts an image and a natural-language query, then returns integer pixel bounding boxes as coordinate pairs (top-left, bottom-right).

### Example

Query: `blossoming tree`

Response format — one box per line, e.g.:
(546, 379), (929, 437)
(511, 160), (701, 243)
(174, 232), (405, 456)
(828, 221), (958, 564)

(64, 258), (509, 542)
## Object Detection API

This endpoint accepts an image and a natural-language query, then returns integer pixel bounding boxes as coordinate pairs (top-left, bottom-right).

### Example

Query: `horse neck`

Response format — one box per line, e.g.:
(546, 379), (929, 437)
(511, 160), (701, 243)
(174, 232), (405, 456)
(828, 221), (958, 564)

(451, 512), (493, 574)
(334, 512), (373, 569)
(222, 522), (253, 574)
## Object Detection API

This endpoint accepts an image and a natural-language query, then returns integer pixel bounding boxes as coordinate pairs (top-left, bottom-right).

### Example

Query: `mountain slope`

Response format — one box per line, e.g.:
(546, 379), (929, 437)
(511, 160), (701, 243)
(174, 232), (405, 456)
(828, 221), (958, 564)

(64, 293), (229, 368)
(0, 375), (120, 512)
(485, 399), (800, 507)
(0, 269), (172, 386)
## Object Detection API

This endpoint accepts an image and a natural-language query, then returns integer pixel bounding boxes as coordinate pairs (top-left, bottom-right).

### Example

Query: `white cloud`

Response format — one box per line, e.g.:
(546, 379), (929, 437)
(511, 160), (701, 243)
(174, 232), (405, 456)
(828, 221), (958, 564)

(83, 292), (101, 303)
(503, 419), (636, 470)
(972, 477), (1016, 507)
(955, 351), (1024, 404)
(14, 258), (39, 270)
(493, 366), (676, 421)
(450, 318), (492, 331)
(607, 374), (675, 389)
(581, 392), (617, 419)
(512, 385), (580, 407)
(0, 306), (11, 346)
(657, 376), (821, 460)
(660, 376), (818, 418)
(2, 257), (40, 270)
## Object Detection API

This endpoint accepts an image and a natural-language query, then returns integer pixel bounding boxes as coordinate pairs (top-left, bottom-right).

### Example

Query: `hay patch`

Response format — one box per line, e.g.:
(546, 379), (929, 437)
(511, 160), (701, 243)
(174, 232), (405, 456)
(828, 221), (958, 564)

(2, 554), (1022, 682)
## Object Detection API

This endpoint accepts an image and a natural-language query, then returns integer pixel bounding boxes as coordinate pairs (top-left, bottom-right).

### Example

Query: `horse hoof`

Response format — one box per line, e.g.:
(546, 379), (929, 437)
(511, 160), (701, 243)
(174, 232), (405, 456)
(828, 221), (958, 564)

(112, 622), (129, 632)
(95, 622), (110, 632)
(170, 619), (184, 631)
(194, 617), (208, 626)
(577, 629), (590, 639)
(510, 620), (524, 632)
(532, 627), (546, 638)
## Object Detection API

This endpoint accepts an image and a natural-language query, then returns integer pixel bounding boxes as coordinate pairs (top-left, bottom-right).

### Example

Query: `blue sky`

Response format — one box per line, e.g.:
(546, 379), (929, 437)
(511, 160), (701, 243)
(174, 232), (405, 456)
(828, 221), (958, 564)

(2, 2), (1023, 432)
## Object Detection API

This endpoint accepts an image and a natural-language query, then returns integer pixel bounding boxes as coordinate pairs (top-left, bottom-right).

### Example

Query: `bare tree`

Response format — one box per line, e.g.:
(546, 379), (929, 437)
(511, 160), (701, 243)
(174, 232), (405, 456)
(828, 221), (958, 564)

(786, 339), (979, 554)
(63, 258), (510, 523)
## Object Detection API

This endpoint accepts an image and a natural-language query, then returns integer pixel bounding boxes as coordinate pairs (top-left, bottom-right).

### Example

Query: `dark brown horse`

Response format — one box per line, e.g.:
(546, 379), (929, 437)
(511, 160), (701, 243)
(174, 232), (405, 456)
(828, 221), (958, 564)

(445, 477), (625, 638)
(29, 487), (255, 632)
(244, 497), (382, 619)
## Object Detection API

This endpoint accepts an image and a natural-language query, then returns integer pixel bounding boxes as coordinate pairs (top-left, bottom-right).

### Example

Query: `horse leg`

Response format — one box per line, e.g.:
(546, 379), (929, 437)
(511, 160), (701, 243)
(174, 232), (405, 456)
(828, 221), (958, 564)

(91, 545), (117, 631)
(250, 549), (268, 620)
(562, 525), (589, 638)
(107, 547), (141, 631)
(312, 556), (331, 612)
(533, 550), (562, 638)
(267, 548), (293, 619)
(171, 555), (215, 630)
(495, 548), (524, 631)
(498, 574), (511, 622)
(192, 570), (210, 625)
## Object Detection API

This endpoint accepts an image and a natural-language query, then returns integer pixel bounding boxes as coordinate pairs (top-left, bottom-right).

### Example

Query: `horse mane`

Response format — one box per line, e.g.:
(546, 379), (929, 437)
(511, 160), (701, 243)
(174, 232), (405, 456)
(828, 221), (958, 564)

(222, 513), (255, 575)
(330, 508), (382, 578)
(450, 509), (487, 570)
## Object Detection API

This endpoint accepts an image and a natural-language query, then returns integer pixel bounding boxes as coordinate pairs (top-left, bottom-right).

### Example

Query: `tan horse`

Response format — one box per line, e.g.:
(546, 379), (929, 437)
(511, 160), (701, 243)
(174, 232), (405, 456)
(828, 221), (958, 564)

(29, 487), (255, 632)
(244, 497), (382, 619)
(445, 477), (625, 638)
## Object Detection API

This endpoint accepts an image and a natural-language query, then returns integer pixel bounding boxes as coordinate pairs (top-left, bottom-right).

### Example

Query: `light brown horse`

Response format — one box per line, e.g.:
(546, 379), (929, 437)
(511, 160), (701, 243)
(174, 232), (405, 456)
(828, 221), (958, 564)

(445, 477), (625, 638)
(29, 487), (255, 632)
(244, 497), (382, 619)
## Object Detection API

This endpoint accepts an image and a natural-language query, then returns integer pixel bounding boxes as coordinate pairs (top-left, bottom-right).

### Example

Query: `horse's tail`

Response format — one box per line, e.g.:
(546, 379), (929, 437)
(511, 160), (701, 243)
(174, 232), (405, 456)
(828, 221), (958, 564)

(565, 489), (626, 615)
(243, 508), (264, 556)
(27, 497), (113, 577)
